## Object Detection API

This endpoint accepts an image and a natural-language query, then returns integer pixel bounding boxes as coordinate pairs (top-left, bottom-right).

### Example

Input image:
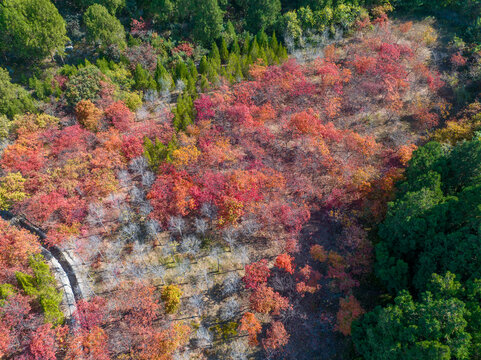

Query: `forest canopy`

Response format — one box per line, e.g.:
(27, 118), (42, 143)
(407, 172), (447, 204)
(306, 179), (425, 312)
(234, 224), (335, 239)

(0, 0), (480, 359)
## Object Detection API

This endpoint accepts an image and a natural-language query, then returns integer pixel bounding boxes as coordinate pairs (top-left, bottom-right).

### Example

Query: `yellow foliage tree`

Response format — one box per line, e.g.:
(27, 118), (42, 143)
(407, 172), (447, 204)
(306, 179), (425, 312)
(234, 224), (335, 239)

(0, 172), (28, 210)
(161, 285), (182, 314)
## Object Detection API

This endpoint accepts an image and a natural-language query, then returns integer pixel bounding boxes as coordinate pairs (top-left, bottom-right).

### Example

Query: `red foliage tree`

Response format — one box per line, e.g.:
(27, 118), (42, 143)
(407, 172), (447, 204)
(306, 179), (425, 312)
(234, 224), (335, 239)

(105, 101), (134, 132)
(262, 321), (289, 351)
(296, 265), (321, 296)
(0, 323), (10, 358)
(122, 134), (145, 160)
(0, 292), (34, 357)
(242, 259), (270, 289)
(30, 323), (57, 360)
(274, 253), (295, 274)
(451, 52), (467, 68)
(0, 133), (47, 177)
(74, 297), (107, 330)
(147, 165), (196, 225)
(414, 109), (439, 130)
(172, 43), (194, 57)
(194, 95), (215, 121)
(65, 326), (110, 360)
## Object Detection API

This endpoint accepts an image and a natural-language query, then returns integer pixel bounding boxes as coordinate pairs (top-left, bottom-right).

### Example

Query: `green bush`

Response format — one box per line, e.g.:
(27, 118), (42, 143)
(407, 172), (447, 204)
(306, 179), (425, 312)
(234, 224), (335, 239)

(0, 115), (11, 140)
(28, 76), (61, 101)
(97, 58), (133, 90)
(64, 65), (104, 106)
(211, 321), (238, 340)
(0, 68), (36, 118)
(16, 254), (64, 325)
(120, 91), (143, 111)
(0, 283), (16, 300)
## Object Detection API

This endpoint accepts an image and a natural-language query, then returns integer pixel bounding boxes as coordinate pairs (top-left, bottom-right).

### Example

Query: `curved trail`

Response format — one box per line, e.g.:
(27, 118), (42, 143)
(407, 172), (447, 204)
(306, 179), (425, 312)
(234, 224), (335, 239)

(1, 210), (83, 322)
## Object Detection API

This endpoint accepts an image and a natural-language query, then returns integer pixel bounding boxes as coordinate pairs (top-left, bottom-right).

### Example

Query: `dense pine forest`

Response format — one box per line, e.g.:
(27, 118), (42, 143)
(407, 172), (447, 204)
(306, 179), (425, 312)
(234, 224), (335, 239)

(0, 0), (481, 359)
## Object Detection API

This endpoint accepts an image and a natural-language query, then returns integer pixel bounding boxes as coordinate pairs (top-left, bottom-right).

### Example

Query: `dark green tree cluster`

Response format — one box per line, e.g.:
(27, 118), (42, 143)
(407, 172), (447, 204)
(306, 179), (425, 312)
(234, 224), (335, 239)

(354, 136), (481, 359)
(353, 272), (481, 360)
(0, 68), (36, 118)
(84, 3), (127, 52)
(392, 0), (481, 43)
(0, 0), (68, 62)
(375, 139), (481, 293)
(73, 0), (126, 14)
(15, 254), (64, 325)
(131, 0), (281, 44)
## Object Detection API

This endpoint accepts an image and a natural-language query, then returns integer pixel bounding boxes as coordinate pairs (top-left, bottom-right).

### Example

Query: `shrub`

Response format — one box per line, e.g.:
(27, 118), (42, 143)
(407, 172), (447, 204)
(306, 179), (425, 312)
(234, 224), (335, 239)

(104, 101), (134, 131)
(0, 68), (36, 118)
(64, 65), (104, 106)
(120, 91), (143, 111)
(16, 255), (64, 325)
(0, 172), (28, 210)
(161, 284), (182, 314)
(11, 113), (59, 135)
(75, 100), (103, 131)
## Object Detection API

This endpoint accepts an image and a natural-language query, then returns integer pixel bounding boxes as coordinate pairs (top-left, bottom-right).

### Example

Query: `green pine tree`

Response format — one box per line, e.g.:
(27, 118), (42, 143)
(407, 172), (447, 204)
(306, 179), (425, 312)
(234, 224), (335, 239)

(172, 94), (194, 132)
(270, 31), (279, 53)
(210, 42), (221, 70)
(249, 37), (259, 61)
(277, 43), (288, 62)
(241, 33), (250, 55)
(235, 60), (243, 81)
(143, 137), (176, 171)
(200, 75), (210, 92)
(220, 37), (229, 63)
(174, 60), (189, 81)
(154, 60), (172, 91)
(257, 29), (269, 47)
(133, 63), (156, 90)
(186, 75), (197, 99)
(187, 58), (198, 79)
(207, 60), (219, 85)
(199, 56), (209, 74)
(232, 38), (241, 55)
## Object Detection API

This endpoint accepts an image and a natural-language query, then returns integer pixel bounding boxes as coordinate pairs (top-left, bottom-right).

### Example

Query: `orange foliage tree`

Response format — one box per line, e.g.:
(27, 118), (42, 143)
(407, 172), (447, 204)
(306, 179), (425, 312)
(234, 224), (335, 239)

(0, 219), (39, 281)
(335, 295), (365, 336)
(75, 100), (103, 131)
(239, 312), (262, 346)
